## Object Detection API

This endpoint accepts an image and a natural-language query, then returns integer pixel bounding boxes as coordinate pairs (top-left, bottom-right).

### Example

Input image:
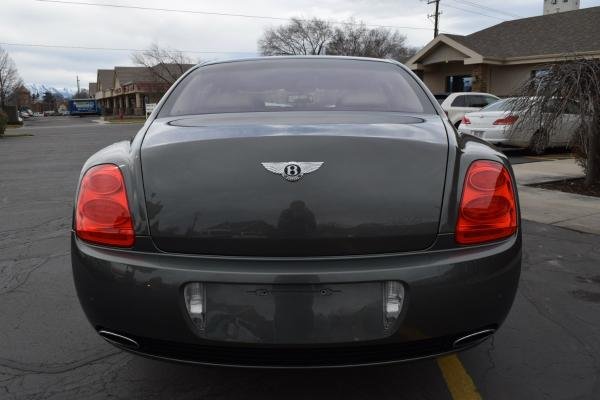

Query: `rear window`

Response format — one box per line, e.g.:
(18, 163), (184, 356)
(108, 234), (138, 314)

(451, 95), (466, 107)
(482, 99), (511, 111)
(159, 59), (436, 116)
(467, 95), (498, 108)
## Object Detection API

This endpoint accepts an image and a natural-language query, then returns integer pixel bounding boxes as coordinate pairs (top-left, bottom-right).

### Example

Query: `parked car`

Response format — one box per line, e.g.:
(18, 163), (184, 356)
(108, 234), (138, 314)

(19, 108), (34, 118)
(440, 92), (500, 128)
(458, 97), (580, 153)
(71, 57), (521, 368)
(33, 112), (43, 117)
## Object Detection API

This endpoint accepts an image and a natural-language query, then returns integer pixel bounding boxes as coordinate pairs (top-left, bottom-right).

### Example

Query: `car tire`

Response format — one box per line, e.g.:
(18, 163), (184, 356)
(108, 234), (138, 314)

(528, 129), (549, 155)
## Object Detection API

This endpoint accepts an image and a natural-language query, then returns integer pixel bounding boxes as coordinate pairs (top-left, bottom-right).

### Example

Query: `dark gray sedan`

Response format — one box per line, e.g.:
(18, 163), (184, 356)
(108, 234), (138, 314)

(71, 57), (521, 367)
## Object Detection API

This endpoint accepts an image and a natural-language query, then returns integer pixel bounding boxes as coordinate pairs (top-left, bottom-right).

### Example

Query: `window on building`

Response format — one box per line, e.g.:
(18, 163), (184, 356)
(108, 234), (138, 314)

(446, 75), (473, 93)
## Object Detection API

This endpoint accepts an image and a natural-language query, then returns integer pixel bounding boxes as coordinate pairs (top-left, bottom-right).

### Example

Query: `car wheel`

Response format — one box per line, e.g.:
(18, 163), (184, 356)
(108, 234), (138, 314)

(528, 129), (549, 155)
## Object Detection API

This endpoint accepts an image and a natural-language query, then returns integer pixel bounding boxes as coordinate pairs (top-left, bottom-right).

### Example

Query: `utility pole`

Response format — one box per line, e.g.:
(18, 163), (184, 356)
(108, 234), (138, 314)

(427, 0), (441, 38)
(76, 75), (80, 97)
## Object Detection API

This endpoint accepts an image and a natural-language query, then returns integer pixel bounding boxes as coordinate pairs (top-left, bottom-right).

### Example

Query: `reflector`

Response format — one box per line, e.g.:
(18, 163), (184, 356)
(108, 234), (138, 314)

(384, 281), (404, 330)
(184, 282), (206, 331)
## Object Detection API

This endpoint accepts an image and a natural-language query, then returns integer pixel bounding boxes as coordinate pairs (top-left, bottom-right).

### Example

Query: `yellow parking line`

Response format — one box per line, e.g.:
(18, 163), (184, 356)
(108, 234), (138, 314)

(436, 354), (482, 400)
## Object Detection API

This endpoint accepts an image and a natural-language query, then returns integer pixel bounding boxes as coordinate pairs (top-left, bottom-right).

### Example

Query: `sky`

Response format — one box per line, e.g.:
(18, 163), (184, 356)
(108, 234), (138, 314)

(2, 0), (600, 91)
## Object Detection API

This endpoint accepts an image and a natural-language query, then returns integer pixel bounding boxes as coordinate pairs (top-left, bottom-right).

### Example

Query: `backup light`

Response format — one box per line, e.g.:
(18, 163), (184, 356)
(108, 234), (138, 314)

(456, 160), (517, 245)
(384, 281), (405, 330)
(184, 282), (206, 331)
(75, 164), (135, 247)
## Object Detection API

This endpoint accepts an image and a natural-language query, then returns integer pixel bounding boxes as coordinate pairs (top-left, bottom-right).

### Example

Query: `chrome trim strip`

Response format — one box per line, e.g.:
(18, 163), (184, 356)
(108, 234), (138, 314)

(452, 329), (495, 348)
(98, 330), (140, 349)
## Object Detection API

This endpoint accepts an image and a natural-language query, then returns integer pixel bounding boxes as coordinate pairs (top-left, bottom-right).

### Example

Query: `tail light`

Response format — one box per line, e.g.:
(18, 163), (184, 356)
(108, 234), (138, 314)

(461, 115), (471, 125)
(75, 164), (135, 247)
(493, 115), (518, 125)
(456, 160), (517, 245)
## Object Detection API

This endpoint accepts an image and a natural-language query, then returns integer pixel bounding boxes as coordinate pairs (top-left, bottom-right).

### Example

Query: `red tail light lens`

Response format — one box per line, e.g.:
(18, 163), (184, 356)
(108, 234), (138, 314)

(461, 115), (471, 125)
(493, 115), (518, 125)
(456, 160), (517, 245)
(75, 164), (135, 247)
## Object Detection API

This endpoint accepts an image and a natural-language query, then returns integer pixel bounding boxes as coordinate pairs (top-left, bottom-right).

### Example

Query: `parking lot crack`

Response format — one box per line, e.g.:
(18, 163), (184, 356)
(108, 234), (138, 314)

(0, 252), (67, 296)
(519, 288), (600, 378)
(479, 335), (497, 386)
(0, 350), (122, 375)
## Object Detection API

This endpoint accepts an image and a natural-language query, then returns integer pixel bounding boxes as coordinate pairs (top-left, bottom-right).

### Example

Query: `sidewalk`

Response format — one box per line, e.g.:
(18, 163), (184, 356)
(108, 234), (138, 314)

(512, 158), (585, 185)
(512, 158), (600, 235)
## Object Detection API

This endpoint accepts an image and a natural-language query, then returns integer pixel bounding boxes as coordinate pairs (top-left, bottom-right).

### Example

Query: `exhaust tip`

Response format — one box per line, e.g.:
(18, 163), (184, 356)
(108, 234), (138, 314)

(98, 330), (139, 350)
(453, 328), (495, 348)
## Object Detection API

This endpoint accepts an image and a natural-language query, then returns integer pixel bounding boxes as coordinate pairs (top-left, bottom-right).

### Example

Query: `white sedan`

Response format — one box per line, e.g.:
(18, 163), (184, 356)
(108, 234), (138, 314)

(440, 92), (500, 128)
(458, 97), (580, 153)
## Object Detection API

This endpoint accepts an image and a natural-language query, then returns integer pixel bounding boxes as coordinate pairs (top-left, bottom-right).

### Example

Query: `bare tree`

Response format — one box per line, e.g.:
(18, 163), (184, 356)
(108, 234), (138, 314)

(42, 91), (56, 112)
(0, 46), (22, 109)
(509, 58), (600, 186)
(132, 43), (194, 85)
(327, 20), (417, 62)
(259, 18), (333, 56)
(259, 18), (417, 62)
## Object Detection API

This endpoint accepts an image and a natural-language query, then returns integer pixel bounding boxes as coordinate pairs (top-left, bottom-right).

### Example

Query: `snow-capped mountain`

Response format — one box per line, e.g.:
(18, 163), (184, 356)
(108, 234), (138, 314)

(26, 84), (76, 100)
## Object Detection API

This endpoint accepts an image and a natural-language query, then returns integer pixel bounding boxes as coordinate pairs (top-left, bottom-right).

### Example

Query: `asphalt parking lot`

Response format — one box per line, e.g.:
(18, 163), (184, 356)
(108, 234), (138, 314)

(1, 117), (599, 399)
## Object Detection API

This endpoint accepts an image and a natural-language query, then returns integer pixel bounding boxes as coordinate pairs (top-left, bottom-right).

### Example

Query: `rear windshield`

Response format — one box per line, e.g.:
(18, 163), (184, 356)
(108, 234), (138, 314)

(159, 58), (436, 116)
(481, 98), (518, 112)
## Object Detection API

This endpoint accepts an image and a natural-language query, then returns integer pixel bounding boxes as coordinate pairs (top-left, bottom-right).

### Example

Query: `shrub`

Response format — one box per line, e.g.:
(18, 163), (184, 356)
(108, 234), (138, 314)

(0, 110), (7, 136)
(510, 58), (600, 186)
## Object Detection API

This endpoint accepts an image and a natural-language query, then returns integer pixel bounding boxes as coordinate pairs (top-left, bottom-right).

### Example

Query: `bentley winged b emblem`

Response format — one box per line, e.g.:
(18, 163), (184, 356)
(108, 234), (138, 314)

(261, 161), (324, 182)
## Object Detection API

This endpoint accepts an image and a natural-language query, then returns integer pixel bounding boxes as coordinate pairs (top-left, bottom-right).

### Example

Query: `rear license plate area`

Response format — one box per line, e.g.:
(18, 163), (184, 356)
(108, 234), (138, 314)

(202, 282), (387, 344)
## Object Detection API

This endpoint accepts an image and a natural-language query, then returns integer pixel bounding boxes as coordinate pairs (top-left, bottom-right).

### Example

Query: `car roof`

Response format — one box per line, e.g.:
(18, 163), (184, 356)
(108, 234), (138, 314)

(196, 55), (403, 69)
(448, 92), (499, 97)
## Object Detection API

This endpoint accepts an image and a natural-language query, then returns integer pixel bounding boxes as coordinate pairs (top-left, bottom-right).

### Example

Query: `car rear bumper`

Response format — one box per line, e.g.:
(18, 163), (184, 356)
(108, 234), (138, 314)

(71, 232), (521, 367)
(459, 126), (511, 144)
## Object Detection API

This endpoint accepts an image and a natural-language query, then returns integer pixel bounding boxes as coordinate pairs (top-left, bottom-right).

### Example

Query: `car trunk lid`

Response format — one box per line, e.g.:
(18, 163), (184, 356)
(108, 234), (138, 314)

(140, 112), (449, 256)
(465, 111), (508, 129)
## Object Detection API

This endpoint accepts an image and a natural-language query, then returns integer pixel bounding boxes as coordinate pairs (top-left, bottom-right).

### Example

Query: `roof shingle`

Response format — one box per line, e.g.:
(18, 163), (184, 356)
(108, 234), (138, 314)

(96, 69), (114, 91)
(445, 6), (600, 59)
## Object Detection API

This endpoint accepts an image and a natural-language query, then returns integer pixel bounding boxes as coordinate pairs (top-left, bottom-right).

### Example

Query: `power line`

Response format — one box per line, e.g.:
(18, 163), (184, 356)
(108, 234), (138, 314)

(0, 42), (256, 55)
(34, 0), (434, 31)
(442, 3), (508, 20)
(450, 0), (522, 19)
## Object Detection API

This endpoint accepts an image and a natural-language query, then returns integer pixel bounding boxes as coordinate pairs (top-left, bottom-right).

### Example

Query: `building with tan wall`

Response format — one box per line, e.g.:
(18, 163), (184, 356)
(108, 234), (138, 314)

(94, 64), (194, 116)
(406, 6), (600, 97)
